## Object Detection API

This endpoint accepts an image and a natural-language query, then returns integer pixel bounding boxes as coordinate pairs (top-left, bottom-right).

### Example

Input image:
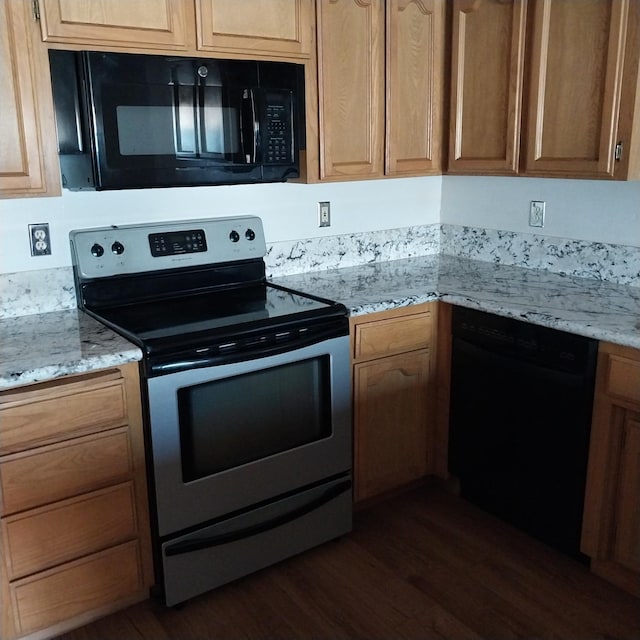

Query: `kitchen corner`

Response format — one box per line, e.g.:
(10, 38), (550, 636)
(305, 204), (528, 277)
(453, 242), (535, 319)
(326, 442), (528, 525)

(271, 253), (640, 347)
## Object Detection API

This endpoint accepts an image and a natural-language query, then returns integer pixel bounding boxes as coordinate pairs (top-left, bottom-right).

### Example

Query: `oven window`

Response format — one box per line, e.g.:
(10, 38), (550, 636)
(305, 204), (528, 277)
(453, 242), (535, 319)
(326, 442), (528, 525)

(178, 357), (332, 482)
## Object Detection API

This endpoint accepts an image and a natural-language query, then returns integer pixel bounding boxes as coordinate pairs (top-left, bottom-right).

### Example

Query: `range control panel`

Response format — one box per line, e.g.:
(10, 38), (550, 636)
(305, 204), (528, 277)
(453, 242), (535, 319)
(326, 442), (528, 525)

(149, 230), (208, 257)
(70, 216), (266, 279)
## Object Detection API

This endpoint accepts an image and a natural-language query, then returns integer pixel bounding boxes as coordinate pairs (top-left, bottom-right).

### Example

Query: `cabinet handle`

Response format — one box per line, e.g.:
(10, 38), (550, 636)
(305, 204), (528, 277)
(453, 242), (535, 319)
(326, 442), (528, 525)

(615, 142), (624, 162)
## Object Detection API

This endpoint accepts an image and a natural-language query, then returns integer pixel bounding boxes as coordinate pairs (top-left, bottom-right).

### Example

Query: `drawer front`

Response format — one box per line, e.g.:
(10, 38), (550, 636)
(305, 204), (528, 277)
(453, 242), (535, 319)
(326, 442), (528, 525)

(354, 311), (432, 360)
(2, 482), (138, 580)
(9, 541), (143, 637)
(0, 428), (132, 515)
(607, 354), (640, 404)
(0, 378), (127, 454)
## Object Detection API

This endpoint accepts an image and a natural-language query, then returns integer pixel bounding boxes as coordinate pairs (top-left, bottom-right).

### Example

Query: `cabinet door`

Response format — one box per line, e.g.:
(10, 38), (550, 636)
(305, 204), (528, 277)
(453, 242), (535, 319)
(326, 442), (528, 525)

(448, 0), (527, 175)
(38, 0), (192, 51)
(196, 0), (312, 57)
(386, 0), (444, 176)
(317, 0), (385, 180)
(354, 349), (432, 502)
(9, 542), (143, 638)
(581, 343), (640, 597)
(613, 414), (640, 574)
(0, 0), (60, 198)
(524, 0), (630, 178)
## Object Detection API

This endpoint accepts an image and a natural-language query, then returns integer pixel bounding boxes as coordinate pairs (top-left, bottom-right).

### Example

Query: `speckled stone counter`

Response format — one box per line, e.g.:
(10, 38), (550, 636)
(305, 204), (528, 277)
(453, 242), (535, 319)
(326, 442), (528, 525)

(2, 254), (639, 390)
(0, 309), (142, 389)
(271, 254), (640, 349)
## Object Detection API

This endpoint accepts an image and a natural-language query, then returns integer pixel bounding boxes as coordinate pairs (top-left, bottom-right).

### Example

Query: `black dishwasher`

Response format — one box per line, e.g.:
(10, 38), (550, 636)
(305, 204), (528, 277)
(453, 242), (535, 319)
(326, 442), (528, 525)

(448, 306), (598, 563)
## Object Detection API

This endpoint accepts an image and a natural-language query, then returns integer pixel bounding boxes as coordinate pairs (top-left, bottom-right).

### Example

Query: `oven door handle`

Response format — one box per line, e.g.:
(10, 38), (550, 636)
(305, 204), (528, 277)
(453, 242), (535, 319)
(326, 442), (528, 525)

(164, 479), (352, 557)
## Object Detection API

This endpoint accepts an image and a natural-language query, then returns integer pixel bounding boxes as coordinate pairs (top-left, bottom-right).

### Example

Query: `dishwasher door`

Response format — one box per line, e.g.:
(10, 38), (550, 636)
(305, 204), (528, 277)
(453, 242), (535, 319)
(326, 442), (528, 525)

(448, 307), (598, 562)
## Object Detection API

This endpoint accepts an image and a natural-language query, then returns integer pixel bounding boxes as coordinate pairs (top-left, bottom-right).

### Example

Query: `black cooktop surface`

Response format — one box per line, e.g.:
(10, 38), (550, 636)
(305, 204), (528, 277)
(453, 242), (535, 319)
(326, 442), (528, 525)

(88, 283), (342, 344)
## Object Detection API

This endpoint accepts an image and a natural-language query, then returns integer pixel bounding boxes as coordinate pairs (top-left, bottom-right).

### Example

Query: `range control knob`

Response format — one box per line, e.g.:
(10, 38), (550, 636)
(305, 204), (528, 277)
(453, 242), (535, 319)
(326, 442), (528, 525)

(229, 230), (240, 243)
(91, 243), (104, 257)
(111, 241), (125, 255)
(245, 228), (256, 241)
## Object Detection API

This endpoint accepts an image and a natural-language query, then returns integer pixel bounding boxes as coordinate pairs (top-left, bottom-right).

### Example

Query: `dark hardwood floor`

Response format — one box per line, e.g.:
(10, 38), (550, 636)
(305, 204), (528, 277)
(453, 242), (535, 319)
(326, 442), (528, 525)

(57, 484), (640, 640)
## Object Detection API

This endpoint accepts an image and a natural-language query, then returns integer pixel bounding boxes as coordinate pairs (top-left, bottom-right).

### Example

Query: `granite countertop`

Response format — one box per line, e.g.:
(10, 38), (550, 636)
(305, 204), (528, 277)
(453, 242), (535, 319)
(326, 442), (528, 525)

(271, 254), (640, 348)
(0, 309), (142, 390)
(2, 254), (639, 390)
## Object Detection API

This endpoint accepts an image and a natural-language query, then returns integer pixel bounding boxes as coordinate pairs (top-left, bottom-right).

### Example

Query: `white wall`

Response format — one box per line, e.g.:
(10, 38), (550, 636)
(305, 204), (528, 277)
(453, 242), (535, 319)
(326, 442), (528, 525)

(441, 176), (640, 247)
(0, 176), (441, 274)
(1, 173), (639, 274)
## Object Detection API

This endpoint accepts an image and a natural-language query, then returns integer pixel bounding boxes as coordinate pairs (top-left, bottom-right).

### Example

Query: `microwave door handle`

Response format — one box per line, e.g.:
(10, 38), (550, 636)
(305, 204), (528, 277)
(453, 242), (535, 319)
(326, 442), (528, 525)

(241, 88), (258, 164)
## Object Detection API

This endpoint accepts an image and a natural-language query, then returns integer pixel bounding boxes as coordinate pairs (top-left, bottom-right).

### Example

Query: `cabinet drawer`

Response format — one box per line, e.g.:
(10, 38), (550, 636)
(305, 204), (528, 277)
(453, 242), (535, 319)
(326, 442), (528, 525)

(0, 428), (132, 515)
(2, 482), (138, 580)
(606, 354), (640, 404)
(354, 310), (432, 360)
(9, 540), (143, 637)
(0, 372), (127, 454)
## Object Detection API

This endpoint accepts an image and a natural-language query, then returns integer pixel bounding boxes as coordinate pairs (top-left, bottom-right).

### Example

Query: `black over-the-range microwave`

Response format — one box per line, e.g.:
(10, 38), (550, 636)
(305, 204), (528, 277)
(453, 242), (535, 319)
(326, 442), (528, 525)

(48, 50), (305, 190)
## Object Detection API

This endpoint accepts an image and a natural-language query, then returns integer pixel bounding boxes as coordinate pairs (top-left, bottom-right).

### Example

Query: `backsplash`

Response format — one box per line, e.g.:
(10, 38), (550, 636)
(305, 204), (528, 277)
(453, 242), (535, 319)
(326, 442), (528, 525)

(2, 224), (638, 319)
(266, 224), (440, 277)
(440, 225), (640, 286)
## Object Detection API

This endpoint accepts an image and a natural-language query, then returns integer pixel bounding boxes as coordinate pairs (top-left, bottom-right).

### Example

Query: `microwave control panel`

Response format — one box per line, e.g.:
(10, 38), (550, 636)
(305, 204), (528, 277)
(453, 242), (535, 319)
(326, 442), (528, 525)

(263, 91), (294, 165)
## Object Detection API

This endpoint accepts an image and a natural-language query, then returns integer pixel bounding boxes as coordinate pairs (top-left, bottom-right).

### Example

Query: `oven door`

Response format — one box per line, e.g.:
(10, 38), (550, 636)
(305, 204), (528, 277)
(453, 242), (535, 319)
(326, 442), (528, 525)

(145, 334), (351, 538)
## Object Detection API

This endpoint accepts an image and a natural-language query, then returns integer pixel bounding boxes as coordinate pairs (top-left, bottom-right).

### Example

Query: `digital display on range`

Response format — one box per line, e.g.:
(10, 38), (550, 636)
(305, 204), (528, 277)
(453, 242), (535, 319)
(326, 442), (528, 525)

(149, 230), (207, 256)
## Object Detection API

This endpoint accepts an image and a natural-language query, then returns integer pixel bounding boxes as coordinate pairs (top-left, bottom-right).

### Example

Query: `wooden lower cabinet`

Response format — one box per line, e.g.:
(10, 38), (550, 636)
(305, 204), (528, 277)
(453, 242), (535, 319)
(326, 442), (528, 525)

(0, 363), (153, 640)
(581, 342), (640, 597)
(351, 303), (437, 503)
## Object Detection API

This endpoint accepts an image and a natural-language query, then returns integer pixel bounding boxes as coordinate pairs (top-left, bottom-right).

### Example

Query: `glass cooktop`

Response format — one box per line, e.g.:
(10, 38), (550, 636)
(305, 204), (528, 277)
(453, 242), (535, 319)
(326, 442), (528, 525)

(90, 283), (339, 344)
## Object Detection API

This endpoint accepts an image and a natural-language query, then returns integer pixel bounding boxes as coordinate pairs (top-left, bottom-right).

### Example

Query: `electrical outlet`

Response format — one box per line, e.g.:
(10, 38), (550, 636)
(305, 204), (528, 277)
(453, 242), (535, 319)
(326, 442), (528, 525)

(29, 223), (51, 256)
(529, 201), (545, 228)
(318, 201), (331, 227)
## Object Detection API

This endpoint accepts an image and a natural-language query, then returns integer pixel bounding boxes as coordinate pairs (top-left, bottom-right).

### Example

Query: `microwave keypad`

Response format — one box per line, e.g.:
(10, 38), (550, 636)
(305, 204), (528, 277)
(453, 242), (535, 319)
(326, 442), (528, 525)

(265, 104), (291, 164)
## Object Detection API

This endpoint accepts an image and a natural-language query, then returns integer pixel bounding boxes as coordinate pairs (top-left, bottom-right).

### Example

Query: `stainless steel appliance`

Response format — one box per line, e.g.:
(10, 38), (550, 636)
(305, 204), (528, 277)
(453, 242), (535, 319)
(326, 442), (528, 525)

(448, 306), (598, 562)
(49, 51), (303, 190)
(70, 217), (352, 606)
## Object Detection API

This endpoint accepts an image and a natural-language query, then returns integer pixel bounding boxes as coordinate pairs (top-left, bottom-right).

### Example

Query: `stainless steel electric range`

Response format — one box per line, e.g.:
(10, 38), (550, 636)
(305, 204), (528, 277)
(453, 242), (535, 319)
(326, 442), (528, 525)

(70, 216), (352, 606)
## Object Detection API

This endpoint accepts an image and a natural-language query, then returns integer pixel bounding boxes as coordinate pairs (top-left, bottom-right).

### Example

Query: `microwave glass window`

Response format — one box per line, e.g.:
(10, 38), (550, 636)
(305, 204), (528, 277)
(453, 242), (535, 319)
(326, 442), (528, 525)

(174, 85), (196, 154)
(201, 86), (240, 155)
(117, 106), (179, 156)
(178, 357), (332, 482)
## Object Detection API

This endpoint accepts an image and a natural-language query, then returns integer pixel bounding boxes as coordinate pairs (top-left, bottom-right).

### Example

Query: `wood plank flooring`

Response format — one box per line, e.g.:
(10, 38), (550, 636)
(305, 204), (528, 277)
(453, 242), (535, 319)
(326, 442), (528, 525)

(56, 484), (640, 640)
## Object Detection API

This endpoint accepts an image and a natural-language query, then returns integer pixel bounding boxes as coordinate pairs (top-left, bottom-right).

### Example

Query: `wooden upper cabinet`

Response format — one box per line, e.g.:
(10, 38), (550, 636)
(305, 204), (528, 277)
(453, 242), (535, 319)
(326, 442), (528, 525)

(447, 0), (640, 180)
(448, 0), (527, 175)
(38, 0), (313, 58)
(386, 0), (445, 176)
(317, 0), (444, 181)
(524, 0), (635, 178)
(0, 0), (60, 198)
(317, 0), (385, 180)
(196, 0), (312, 58)
(38, 0), (193, 51)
